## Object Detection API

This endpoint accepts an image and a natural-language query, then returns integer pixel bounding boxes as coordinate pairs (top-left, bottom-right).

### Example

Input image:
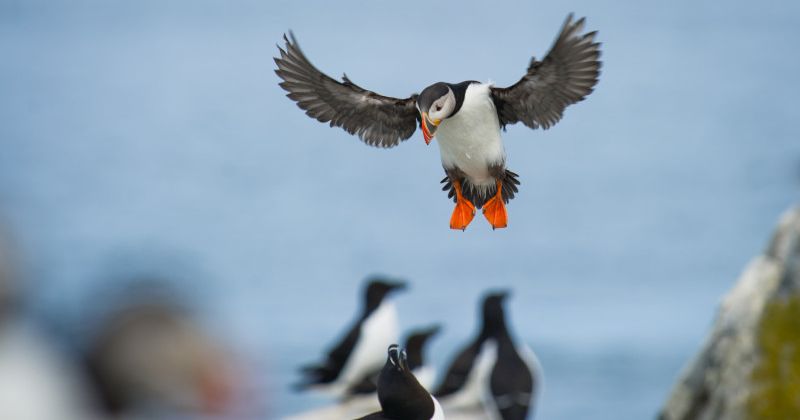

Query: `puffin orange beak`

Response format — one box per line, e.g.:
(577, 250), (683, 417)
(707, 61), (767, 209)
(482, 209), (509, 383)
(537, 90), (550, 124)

(420, 112), (440, 145)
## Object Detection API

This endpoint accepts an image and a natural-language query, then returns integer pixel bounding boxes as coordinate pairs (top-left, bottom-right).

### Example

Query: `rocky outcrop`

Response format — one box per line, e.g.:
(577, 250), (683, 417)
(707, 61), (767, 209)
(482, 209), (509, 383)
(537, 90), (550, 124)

(660, 207), (800, 420)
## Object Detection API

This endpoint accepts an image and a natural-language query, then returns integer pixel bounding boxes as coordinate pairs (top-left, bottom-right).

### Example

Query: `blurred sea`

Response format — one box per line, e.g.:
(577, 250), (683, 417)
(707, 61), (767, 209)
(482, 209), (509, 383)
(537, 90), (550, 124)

(0, 0), (799, 418)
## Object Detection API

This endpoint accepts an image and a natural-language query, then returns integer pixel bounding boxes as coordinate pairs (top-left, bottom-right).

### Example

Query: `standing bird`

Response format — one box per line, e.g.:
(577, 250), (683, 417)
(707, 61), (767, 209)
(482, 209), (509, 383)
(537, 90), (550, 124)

(296, 279), (407, 396)
(434, 291), (541, 420)
(348, 324), (442, 395)
(274, 14), (601, 230)
(355, 345), (445, 420)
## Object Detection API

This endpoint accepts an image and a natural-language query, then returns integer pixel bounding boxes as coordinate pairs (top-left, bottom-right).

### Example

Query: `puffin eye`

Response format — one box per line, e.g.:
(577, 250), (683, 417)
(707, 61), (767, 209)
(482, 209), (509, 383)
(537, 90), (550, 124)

(435, 104), (442, 111)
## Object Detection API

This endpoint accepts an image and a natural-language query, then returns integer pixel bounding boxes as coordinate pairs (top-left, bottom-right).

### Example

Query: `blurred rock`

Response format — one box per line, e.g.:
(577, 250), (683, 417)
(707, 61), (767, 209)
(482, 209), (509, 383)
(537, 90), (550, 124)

(660, 206), (800, 420)
(0, 230), (18, 324)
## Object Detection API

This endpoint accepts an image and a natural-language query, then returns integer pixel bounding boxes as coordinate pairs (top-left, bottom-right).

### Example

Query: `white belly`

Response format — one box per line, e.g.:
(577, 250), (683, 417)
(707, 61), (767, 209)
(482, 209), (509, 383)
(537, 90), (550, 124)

(439, 340), (498, 411)
(431, 396), (446, 420)
(435, 83), (506, 188)
(413, 365), (436, 392)
(336, 302), (399, 391)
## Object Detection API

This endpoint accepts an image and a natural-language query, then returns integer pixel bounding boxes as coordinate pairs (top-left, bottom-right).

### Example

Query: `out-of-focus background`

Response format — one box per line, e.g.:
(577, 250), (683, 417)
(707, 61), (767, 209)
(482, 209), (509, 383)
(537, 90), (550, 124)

(1, 0), (799, 419)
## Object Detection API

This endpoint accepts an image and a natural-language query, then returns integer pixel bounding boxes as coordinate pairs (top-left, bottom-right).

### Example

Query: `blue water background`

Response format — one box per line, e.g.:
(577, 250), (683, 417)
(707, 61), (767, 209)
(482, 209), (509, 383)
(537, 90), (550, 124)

(1, 0), (799, 418)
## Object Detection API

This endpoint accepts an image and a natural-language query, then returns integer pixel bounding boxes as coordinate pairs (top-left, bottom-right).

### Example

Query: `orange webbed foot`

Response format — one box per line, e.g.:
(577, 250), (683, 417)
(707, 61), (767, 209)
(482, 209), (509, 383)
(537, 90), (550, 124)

(482, 180), (508, 229)
(450, 198), (476, 231)
(482, 196), (507, 229)
(448, 179), (475, 230)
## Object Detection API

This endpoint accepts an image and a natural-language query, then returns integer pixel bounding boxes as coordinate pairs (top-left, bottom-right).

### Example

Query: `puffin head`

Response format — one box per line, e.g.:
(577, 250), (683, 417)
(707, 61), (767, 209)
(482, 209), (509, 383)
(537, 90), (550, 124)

(416, 82), (457, 144)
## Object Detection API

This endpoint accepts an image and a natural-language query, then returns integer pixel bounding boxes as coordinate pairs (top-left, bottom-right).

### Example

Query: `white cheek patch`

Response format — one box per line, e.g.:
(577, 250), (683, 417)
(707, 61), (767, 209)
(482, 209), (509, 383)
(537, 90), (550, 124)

(430, 91), (456, 121)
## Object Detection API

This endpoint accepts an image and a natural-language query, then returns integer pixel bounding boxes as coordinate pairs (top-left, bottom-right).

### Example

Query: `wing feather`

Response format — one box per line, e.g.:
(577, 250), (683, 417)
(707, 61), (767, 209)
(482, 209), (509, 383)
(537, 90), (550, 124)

(491, 14), (602, 130)
(275, 33), (419, 148)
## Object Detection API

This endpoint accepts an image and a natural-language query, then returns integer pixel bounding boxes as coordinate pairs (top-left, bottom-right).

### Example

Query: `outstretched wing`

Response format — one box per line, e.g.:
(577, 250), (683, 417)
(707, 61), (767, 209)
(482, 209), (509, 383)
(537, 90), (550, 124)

(275, 33), (420, 148)
(491, 14), (601, 130)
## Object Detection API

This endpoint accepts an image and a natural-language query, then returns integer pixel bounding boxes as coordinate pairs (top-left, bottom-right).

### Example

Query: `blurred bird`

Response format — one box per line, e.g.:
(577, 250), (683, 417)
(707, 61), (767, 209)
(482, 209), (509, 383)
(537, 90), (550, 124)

(0, 232), (97, 420)
(355, 344), (445, 420)
(296, 278), (407, 396)
(82, 301), (237, 420)
(0, 324), (99, 420)
(433, 291), (541, 420)
(275, 14), (601, 230)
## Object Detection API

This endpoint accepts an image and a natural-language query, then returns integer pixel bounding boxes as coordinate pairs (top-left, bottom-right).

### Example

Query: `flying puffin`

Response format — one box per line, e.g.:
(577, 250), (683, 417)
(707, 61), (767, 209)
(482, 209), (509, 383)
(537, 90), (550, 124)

(296, 278), (406, 396)
(433, 291), (542, 419)
(274, 14), (601, 230)
(355, 344), (445, 420)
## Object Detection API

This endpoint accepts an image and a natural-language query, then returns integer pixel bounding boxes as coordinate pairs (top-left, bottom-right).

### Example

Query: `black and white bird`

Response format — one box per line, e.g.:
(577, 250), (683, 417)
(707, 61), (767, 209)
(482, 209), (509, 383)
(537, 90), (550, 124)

(296, 278), (406, 396)
(275, 14), (601, 230)
(433, 291), (541, 420)
(348, 324), (442, 396)
(286, 325), (440, 420)
(355, 344), (445, 420)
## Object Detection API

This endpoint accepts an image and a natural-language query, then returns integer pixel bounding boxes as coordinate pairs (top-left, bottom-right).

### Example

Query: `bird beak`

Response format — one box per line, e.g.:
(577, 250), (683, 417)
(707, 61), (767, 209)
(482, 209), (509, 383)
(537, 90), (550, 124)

(388, 345), (410, 371)
(420, 112), (440, 145)
(421, 324), (442, 340)
(387, 280), (408, 293)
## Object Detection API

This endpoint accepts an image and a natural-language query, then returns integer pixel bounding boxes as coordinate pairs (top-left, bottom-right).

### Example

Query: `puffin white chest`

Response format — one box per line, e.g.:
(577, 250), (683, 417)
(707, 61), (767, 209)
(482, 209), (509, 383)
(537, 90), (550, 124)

(435, 83), (506, 187)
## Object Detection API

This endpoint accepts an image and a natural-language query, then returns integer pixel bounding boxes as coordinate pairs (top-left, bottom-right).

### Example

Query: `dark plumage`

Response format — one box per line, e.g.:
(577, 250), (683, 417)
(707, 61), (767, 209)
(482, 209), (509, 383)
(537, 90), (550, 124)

(354, 345), (440, 420)
(433, 293), (508, 398)
(441, 167), (520, 209)
(274, 33), (419, 148)
(434, 291), (540, 419)
(490, 331), (535, 420)
(492, 15), (601, 130)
